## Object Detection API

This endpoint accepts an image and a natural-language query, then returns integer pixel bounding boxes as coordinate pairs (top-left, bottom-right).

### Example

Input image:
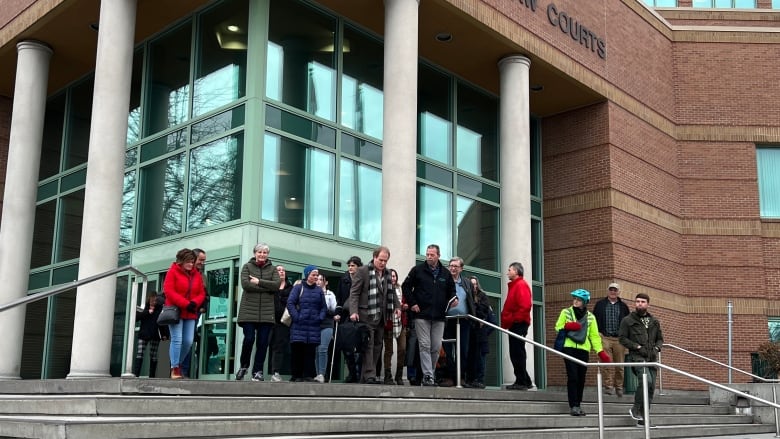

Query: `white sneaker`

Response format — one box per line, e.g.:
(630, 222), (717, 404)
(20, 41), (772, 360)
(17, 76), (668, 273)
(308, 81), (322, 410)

(271, 372), (282, 382)
(629, 408), (643, 421)
(251, 372), (264, 382)
(314, 374), (325, 383)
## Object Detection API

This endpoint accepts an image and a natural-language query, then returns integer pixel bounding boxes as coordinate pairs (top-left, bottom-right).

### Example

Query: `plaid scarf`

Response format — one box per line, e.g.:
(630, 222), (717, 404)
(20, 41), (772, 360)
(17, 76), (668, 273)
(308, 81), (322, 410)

(366, 264), (393, 318)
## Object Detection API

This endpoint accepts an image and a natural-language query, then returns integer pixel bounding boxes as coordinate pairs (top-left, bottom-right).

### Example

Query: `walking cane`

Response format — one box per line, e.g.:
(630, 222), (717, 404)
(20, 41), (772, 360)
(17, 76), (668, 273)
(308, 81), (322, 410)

(329, 306), (343, 383)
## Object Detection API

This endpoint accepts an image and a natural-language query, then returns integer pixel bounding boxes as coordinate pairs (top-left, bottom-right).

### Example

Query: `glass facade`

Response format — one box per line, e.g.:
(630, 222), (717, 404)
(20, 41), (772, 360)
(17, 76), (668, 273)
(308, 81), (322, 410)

(642, 0), (678, 6)
(26, 0), (544, 383)
(692, 0), (756, 7)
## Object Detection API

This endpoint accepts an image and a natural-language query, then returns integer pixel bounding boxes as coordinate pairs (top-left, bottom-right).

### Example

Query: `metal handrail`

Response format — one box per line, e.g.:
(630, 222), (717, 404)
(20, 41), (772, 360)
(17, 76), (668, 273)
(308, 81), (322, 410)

(454, 313), (780, 439)
(660, 343), (780, 393)
(0, 264), (148, 378)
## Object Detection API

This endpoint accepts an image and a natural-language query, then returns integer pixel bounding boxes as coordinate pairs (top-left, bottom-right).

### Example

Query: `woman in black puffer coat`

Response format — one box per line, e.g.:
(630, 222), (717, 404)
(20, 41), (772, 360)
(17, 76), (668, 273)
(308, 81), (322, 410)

(287, 265), (326, 382)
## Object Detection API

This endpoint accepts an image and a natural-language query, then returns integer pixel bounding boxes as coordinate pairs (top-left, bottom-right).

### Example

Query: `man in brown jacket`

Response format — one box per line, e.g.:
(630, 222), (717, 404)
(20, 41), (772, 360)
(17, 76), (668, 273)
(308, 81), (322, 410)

(349, 245), (401, 384)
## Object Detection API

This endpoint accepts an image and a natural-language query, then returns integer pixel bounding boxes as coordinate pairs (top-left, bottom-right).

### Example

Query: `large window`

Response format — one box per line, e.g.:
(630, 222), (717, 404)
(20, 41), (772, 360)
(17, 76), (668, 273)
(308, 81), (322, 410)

(193, 0), (248, 117)
(341, 26), (384, 140)
(642, 0), (677, 7)
(35, 0), (249, 257)
(692, 0), (755, 7)
(415, 63), (500, 271)
(266, 0), (337, 122)
(261, 132), (335, 234)
(757, 147), (780, 218)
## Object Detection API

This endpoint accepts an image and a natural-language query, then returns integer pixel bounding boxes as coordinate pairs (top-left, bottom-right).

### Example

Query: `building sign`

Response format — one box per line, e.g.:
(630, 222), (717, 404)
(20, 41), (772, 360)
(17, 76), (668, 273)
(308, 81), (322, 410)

(517, 0), (607, 60)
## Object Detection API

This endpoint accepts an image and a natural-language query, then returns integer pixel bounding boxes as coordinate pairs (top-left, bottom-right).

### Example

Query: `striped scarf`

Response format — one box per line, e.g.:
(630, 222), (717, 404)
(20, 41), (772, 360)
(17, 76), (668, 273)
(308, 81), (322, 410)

(366, 264), (393, 318)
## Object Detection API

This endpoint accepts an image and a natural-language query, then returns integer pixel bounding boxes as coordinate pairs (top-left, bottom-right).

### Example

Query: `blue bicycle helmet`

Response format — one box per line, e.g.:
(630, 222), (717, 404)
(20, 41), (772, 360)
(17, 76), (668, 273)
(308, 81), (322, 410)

(571, 289), (591, 304)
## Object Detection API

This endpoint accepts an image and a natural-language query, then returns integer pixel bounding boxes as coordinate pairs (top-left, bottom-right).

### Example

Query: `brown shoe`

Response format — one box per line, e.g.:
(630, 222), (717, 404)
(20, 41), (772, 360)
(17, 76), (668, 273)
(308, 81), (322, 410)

(170, 366), (182, 379)
(616, 388), (624, 397)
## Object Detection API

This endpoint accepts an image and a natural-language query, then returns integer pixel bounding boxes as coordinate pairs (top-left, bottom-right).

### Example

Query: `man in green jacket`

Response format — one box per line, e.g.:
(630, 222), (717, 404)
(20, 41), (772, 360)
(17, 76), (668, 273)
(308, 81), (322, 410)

(619, 293), (664, 427)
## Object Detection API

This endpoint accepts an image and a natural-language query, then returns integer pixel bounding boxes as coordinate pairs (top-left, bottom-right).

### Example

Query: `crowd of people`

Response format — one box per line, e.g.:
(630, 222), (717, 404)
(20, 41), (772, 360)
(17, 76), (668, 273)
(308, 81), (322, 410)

(134, 242), (663, 426)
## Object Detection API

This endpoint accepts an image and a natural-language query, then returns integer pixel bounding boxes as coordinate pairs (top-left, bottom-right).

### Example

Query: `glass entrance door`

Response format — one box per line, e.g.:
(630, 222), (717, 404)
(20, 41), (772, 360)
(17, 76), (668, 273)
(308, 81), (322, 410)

(198, 261), (237, 379)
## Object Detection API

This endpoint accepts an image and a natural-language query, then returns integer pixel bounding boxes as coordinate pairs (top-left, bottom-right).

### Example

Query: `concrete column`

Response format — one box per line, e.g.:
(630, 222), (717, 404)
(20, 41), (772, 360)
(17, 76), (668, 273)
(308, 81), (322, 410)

(381, 0), (419, 274)
(68, 0), (138, 378)
(0, 41), (53, 380)
(498, 55), (533, 386)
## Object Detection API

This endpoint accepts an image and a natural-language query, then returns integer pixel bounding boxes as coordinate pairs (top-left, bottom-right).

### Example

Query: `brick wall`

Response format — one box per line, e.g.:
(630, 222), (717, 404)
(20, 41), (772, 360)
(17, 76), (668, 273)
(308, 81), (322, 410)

(0, 95), (11, 219)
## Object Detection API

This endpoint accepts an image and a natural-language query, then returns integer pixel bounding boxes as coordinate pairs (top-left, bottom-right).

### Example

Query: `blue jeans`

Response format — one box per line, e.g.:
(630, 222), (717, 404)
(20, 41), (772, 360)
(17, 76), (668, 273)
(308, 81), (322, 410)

(317, 327), (334, 376)
(169, 318), (196, 368)
(240, 322), (274, 374)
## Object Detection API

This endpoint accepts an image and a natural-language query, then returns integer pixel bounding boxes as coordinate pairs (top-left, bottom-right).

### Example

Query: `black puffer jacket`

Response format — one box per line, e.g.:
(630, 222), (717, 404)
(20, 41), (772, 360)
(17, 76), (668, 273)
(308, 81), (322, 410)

(402, 261), (456, 322)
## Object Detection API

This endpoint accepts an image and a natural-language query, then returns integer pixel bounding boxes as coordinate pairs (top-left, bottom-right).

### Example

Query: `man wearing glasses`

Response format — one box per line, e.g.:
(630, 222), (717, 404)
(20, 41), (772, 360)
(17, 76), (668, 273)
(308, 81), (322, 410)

(440, 256), (475, 387)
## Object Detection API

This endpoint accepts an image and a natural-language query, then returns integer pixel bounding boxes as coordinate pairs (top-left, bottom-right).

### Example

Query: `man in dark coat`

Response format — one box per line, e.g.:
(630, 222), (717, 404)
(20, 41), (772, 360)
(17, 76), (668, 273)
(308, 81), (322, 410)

(402, 244), (457, 386)
(592, 282), (630, 396)
(619, 293), (664, 427)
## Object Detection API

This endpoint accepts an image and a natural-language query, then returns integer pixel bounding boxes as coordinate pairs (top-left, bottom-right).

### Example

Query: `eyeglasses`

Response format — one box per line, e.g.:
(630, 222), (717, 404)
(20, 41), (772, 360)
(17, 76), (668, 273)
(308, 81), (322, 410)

(448, 265), (462, 269)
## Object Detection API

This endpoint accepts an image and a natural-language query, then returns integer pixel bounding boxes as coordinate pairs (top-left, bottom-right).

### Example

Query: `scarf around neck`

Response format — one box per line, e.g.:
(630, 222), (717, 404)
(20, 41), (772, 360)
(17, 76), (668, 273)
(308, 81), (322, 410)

(366, 263), (393, 318)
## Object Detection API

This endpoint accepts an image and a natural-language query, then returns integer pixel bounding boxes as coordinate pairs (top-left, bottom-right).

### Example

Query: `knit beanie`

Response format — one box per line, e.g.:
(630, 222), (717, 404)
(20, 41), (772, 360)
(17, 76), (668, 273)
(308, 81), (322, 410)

(303, 265), (318, 279)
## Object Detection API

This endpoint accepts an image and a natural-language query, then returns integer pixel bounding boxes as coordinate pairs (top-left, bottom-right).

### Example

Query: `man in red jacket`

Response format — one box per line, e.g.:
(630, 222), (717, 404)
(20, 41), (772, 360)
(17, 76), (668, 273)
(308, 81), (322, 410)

(500, 262), (534, 390)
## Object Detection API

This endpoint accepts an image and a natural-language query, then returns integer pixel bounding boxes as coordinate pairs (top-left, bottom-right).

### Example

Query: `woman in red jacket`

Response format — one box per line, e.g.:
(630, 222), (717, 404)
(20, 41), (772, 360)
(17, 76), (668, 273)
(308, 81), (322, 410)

(163, 248), (206, 379)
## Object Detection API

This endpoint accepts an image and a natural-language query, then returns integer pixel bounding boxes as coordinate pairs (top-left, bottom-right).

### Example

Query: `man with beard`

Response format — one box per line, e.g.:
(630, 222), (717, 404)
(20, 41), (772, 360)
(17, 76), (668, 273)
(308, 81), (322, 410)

(619, 293), (664, 427)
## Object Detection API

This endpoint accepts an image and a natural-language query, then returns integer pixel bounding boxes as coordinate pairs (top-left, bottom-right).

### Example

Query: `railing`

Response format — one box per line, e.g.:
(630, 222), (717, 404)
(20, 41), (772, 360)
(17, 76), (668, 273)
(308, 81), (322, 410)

(0, 265), (148, 378)
(659, 343), (780, 394)
(449, 314), (780, 439)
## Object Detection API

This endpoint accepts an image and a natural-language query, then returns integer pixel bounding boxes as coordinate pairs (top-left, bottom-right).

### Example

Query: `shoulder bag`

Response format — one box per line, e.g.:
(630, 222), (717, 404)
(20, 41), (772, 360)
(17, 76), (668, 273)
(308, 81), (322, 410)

(157, 305), (181, 326)
(281, 286), (304, 327)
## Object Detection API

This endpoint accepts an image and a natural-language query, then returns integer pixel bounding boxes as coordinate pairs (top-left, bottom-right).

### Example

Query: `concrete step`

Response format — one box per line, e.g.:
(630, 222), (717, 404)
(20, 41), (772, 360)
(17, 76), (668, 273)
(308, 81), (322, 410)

(0, 415), (774, 439)
(0, 378), (769, 439)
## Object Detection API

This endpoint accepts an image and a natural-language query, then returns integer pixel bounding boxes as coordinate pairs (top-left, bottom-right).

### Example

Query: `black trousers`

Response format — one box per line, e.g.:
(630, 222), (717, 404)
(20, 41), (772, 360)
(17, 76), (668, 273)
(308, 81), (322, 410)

(508, 322), (533, 386)
(563, 347), (590, 408)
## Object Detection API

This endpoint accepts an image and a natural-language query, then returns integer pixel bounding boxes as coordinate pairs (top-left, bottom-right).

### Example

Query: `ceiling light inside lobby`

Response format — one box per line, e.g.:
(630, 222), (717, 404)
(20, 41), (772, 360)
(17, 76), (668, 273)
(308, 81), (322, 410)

(435, 32), (453, 42)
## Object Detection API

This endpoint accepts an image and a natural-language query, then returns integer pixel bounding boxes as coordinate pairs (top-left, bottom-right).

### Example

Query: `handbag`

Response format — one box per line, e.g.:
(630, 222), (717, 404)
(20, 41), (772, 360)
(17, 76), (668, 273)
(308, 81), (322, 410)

(554, 308), (580, 351)
(281, 308), (293, 327)
(281, 286), (304, 327)
(554, 329), (567, 352)
(157, 305), (180, 326)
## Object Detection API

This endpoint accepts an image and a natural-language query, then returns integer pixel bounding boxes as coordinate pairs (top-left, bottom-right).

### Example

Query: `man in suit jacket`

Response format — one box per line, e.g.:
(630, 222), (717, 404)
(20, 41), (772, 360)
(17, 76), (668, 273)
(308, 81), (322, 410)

(349, 245), (401, 384)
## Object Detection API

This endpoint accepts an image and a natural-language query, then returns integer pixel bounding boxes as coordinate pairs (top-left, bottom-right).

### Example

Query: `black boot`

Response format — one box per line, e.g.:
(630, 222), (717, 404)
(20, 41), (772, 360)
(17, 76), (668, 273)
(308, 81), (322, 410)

(132, 357), (143, 377)
(383, 368), (394, 385)
(395, 368), (404, 386)
(149, 360), (158, 378)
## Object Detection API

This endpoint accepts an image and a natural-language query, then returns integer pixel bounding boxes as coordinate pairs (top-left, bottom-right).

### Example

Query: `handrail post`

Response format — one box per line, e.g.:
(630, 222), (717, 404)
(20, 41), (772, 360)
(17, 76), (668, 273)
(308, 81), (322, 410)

(728, 300), (733, 384)
(642, 368), (650, 438)
(455, 317), (462, 388)
(658, 350), (664, 395)
(774, 384), (779, 438)
(597, 367), (604, 439)
(122, 279), (144, 377)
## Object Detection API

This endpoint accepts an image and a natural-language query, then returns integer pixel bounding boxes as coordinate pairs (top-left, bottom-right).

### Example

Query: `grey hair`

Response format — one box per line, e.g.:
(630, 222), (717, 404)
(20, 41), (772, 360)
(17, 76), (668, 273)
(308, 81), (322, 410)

(253, 243), (270, 253)
(449, 256), (464, 268)
(509, 262), (524, 277)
